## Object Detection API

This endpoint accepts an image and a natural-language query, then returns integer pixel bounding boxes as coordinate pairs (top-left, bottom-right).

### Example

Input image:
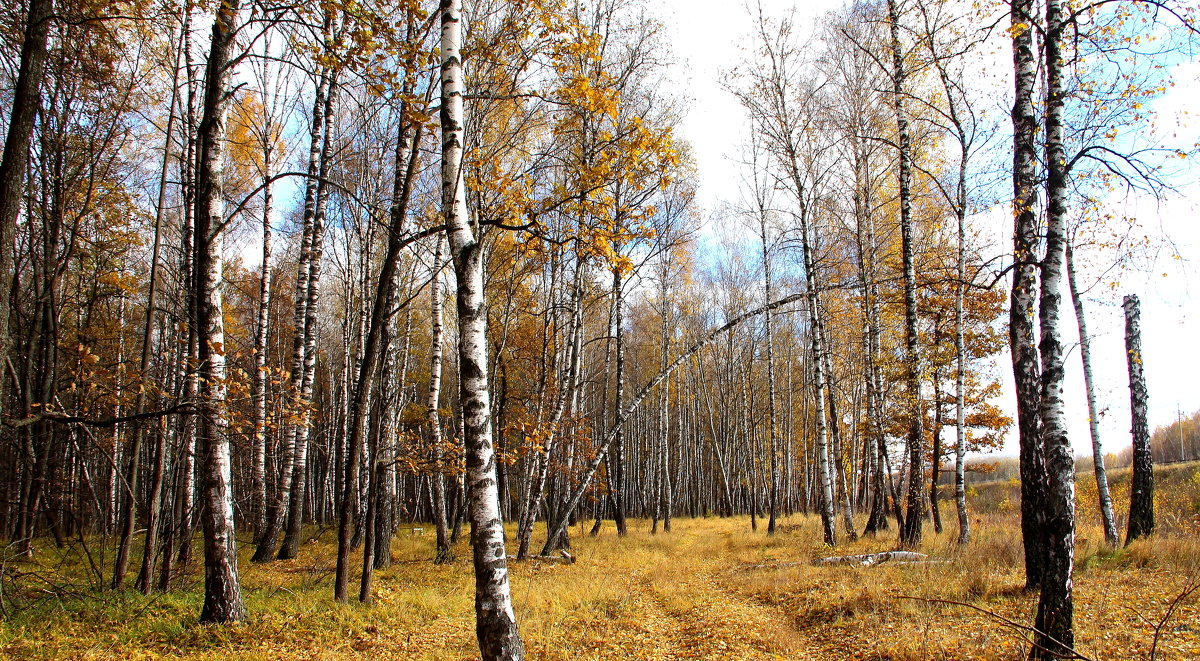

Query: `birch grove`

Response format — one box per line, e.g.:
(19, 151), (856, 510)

(0, 0), (1195, 658)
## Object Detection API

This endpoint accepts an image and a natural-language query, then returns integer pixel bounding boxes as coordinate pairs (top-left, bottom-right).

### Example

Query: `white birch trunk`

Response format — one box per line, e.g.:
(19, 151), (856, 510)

(1032, 0), (1076, 653)
(440, 0), (524, 656)
(194, 0), (245, 623)
(429, 237), (450, 561)
(1066, 242), (1118, 546)
(1009, 0), (1048, 591)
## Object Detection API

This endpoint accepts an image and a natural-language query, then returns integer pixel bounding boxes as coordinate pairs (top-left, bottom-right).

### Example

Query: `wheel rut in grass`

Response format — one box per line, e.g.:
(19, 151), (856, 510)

(628, 529), (817, 660)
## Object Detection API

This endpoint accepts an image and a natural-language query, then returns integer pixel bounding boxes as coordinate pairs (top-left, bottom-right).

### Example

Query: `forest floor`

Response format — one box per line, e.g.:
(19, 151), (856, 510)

(2, 462), (1200, 660)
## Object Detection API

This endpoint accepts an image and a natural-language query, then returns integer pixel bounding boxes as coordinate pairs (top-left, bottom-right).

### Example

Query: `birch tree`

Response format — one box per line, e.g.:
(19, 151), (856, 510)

(1066, 239), (1119, 547)
(193, 0), (246, 624)
(1008, 0), (1048, 591)
(440, 0), (524, 656)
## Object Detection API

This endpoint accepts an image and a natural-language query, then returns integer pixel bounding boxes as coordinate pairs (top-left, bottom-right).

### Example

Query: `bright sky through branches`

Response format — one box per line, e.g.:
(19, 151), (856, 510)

(658, 0), (1200, 458)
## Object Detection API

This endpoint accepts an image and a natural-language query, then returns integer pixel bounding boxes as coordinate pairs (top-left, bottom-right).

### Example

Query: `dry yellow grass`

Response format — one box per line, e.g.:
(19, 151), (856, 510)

(3, 463), (1200, 659)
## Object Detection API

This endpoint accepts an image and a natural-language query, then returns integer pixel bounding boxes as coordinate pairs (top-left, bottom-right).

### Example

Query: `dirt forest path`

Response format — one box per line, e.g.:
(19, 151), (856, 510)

(554, 521), (820, 661)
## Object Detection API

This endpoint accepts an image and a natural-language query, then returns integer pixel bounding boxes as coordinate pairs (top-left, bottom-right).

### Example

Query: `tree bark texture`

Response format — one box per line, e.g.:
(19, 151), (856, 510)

(194, 0), (247, 624)
(1031, 0), (1076, 654)
(1124, 294), (1153, 544)
(888, 0), (926, 548)
(1009, 0), (1048, 592)
(440, 0), (525, 657)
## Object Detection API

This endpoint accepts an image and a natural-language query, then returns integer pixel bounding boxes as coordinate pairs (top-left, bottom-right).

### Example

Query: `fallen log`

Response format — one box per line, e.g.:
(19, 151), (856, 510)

(736, 560), (808, 571)
(813, 551), (934, 567)
(511, 550), (577, 564)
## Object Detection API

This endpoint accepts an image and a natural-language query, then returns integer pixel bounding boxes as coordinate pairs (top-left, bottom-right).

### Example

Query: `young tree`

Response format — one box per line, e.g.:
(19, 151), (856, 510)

(1066, 239), (1119, 547)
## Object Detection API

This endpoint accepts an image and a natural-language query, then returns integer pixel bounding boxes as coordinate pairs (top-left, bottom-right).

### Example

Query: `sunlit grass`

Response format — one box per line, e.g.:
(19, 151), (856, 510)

(2, 463), (1199, 659)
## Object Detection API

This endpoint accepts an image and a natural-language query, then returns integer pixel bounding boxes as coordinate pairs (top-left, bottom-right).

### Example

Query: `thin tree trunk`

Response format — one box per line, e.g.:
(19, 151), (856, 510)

(888, 0), (925, 548)
(123, 13), (183, 591)
(253, 42), (331, 562)
(610, 267), (628, 535)
(279, 63), (340, 561)
(824, 343), (857, 542)
(931, 372), (944, 534)
(250, 116), (275, 539)
(336, 95), (425, 602)
(954, 159), (970, 546)
(758, 217), (779, 535)
(1066, 242), (1118, 546)
(429, 237), (451, 562)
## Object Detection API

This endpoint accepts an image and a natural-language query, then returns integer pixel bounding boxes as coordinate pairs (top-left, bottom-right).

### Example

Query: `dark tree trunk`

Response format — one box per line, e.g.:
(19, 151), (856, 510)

(888, 0), (925, 549)
(1124, 294), (1154, 544)
(0, 0), (54, 423)
(1009, 0), (1048, 592)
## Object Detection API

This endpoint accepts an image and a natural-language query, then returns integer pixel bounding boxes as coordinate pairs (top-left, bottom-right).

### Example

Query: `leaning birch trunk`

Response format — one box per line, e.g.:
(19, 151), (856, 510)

(194, 0), (246, 623)
(1067, 242), (1118, 546)
(887, 0), (925, 548)
(1009, 0), (1048, 592)
(1031, 0), (1077, 654)
(1124, 294), (1154, 544)
(440, 0), (524, 657)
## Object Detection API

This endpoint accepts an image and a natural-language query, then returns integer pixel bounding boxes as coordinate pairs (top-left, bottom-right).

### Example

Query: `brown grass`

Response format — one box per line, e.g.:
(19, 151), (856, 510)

(2, 463), (1200, 659)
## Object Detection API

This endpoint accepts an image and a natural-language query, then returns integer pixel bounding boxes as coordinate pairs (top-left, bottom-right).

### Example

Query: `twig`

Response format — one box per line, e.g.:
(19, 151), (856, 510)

(2, 401), (200, 429)
(1150, 575), (1200, 661)
(894, 595), (1094, 661)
